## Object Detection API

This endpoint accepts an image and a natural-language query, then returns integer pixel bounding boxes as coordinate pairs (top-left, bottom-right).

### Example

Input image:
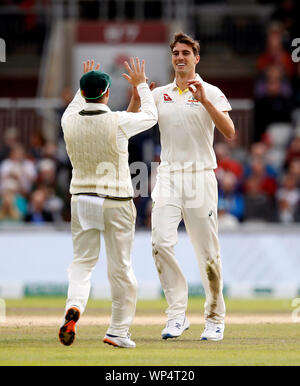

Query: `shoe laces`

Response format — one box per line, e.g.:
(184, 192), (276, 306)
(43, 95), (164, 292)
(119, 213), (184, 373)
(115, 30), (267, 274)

(204, 321), (222, 333)
(167, 317), (185, 329)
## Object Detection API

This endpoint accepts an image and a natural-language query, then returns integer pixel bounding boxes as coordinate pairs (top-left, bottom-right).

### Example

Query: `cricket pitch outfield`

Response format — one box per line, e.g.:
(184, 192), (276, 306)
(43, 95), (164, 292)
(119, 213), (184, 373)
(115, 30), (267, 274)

(0, 297), (300, 366)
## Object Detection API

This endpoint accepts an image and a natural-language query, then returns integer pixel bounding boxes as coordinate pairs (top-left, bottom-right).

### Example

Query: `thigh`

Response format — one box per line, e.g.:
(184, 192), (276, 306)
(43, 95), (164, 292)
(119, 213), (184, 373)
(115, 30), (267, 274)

(102, 200), (136, 269)
(71, 196), (101, 261)
(152, 204), (183, 246)
(182, 171), (220, 258)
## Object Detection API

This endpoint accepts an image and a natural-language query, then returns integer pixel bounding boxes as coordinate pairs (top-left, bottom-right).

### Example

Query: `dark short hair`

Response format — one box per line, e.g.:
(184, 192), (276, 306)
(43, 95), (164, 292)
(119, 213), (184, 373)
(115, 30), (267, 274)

(170, 32), (200, 56)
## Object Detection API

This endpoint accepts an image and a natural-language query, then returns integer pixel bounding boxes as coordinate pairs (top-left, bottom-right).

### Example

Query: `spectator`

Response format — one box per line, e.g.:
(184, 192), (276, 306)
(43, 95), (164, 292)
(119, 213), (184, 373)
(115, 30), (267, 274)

(218, 171), (244, 222)
(270, 0), (298, 45)
(0, 144), (37, 196)
(0, 178), (27, 223)
(276, 172), (300, 223)
(28, 130), (46, 160)
(284, 136), (300, 170)
(24, 188), (53, 224)
(288, 158), (300, 185)
(245, 142), (278, 178)
(214, 142), (244, 182)
(36, 158), (57, 188)
(41, 141), (71, 194)
(245, 157), (277, 198)
(254, 65), (293, 142)
(0, 127), (20, 162)
(256, 23), (295, 78)
(254, 64), (292, 99)
(243, 176), (277, 222)
(34, 159), (65, 222)
(225, 131), (248, 165)
(218, 201), (240, 230)
(43, 186), (64, 223)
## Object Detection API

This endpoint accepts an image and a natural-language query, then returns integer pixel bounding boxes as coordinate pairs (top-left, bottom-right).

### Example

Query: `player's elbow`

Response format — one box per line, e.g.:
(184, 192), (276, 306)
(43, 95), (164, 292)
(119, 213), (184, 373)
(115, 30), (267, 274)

(224, 122), (235, 140)
(226, 127), (235, 140)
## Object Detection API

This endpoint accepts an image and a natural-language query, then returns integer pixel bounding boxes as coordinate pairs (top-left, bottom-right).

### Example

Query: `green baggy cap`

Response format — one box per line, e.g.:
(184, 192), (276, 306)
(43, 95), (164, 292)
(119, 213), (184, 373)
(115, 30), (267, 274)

(80, 70), (112, 100)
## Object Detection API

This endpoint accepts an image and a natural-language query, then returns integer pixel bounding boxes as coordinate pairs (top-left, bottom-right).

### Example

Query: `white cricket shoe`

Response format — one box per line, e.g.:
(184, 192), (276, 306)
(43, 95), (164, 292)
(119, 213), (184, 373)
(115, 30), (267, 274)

(200, 321), (224, 341)
(161, 316), (190, 339)
(103, 333), (136, 348)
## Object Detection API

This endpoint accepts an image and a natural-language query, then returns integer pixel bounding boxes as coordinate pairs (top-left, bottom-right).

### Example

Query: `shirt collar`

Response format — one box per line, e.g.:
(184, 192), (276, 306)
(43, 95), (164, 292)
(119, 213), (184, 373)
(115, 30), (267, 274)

(83, 102), (111, 112)
(172, 73), (204, 93)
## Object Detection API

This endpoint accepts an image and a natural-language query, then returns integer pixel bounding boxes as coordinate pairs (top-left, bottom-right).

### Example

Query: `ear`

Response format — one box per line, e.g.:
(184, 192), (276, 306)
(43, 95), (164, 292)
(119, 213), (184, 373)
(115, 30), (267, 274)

(195, 55), (200, 65)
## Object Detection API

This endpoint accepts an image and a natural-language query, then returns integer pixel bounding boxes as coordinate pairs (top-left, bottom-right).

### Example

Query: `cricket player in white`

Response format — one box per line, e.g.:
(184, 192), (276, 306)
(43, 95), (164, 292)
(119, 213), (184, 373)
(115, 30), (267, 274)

(59, 58), (157, 348)
(129, 33), (235, 341)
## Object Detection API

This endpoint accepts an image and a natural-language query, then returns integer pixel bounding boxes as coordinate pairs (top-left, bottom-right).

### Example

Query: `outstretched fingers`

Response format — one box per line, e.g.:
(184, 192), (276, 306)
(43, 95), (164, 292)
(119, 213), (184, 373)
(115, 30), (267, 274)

(130, 56), (136, 73)
(124, 60), (133, 75)
(83, 59), (100, 74)
(121, 73), (131, 82)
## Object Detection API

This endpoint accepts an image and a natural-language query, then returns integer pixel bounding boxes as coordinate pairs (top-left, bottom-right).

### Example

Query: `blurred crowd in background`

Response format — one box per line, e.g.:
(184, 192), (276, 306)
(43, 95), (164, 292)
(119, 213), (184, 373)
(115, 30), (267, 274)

(0, 0), (300, 229)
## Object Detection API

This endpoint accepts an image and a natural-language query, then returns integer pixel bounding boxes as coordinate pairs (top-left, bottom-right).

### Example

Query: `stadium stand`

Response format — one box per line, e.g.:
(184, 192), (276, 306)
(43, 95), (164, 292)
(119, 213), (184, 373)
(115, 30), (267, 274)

(0, 0), (300, 228)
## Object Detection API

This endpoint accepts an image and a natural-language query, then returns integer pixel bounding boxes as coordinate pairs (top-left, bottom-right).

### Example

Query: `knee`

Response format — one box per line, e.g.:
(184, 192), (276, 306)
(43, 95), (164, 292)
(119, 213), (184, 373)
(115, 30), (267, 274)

(152, 234), (172, 257)
(109, 266), (137, 292)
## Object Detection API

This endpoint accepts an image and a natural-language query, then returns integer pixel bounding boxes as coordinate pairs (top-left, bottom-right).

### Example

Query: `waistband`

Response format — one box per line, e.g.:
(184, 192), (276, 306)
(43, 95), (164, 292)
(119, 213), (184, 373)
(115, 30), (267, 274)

(74, 193), (133, 201)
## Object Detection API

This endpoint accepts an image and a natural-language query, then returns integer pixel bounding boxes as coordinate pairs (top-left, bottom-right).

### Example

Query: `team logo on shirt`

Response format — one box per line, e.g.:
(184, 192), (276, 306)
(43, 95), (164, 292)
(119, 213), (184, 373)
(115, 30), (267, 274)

(163, 93), (174, 103)
(187, 96), (200, 103)
(186, 96), (200, 106)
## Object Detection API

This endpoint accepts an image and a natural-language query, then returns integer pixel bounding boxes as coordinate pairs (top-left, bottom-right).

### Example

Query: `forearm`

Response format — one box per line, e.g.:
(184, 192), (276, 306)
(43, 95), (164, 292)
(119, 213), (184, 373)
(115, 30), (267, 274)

(119, 83), (158, 137)
(127, 96), (141, 112)
(202, 100), (235, 139)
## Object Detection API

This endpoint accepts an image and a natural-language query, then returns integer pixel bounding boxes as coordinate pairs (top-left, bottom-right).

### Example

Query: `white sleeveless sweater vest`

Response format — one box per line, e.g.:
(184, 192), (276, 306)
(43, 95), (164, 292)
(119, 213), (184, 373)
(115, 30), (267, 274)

(63, 111), (133, 197)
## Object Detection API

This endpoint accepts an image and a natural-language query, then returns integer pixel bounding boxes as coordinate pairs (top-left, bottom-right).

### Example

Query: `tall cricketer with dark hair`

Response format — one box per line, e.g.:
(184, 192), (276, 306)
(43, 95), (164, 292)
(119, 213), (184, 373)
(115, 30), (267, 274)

(128, 32), (235, 341)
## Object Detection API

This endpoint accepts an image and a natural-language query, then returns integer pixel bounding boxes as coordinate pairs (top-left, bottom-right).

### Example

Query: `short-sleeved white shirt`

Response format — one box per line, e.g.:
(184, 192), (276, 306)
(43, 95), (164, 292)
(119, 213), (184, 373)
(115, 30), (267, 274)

(152, 74), (232, 171)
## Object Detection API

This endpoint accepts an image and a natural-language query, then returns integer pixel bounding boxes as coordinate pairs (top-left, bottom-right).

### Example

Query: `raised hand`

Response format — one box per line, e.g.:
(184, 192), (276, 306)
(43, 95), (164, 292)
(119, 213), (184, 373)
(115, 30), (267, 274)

(122, 57), (147, 87)
(83, 59), (100, 74)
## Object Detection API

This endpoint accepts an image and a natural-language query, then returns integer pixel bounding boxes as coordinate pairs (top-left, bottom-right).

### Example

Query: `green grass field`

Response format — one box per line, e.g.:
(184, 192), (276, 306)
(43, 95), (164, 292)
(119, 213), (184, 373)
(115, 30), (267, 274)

(0, 297), (300, 366)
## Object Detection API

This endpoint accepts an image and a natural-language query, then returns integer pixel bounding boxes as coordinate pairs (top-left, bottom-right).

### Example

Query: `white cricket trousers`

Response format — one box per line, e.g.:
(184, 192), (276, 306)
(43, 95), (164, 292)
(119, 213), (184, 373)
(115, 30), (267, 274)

(151, 170), (225, 324)
(66, 196), (138, 338)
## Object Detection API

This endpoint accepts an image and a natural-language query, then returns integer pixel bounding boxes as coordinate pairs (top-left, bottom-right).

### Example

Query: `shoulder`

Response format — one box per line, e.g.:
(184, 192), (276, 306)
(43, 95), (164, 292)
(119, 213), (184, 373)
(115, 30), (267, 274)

(152, 83), (173, 98)
(202, 81), (224, 98)
(61, 111), (77, 127)
(202, 80), (231, 107)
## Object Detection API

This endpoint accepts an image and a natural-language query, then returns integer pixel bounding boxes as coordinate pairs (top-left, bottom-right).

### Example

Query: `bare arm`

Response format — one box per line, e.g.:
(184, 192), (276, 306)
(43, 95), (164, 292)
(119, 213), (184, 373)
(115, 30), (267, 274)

(187, 80), (235, 140)
(127, 87), (141, 112)
(201, 101), (235, 140)
(118, 57), (157, 136)
(127, 81), (156, 113)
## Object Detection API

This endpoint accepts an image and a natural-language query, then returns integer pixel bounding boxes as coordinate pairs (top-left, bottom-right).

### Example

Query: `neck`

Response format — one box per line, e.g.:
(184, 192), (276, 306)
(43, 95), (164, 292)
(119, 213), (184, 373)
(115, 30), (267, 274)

(175, 71), (196, 91)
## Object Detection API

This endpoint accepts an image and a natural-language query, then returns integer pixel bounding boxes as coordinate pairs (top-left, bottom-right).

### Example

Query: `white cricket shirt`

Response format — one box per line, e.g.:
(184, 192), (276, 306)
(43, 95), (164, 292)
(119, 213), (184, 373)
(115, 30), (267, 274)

(152, 74), (232, 171)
